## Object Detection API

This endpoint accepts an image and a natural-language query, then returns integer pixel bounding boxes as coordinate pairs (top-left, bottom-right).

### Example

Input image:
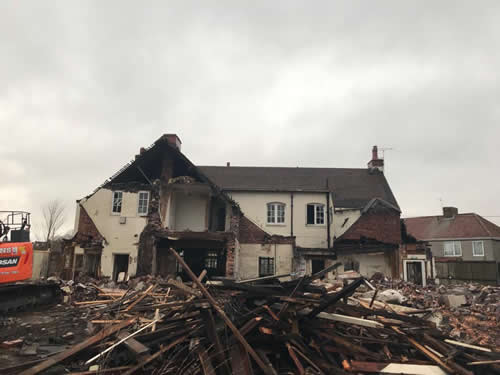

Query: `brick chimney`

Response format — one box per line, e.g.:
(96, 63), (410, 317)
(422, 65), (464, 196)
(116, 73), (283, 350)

(367, 145), (384, 173)
(163, 134), (182, 151)
(443, 206), (458, 218)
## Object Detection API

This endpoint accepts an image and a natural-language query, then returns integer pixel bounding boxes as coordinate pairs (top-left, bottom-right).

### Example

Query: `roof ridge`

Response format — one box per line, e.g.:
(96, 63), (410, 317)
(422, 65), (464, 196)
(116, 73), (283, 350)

(199, 165), (368, 171)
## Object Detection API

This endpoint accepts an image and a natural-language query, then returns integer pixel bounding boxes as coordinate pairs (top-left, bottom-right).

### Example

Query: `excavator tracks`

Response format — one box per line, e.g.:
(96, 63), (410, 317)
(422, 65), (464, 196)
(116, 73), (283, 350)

(0, 282), (61, 314)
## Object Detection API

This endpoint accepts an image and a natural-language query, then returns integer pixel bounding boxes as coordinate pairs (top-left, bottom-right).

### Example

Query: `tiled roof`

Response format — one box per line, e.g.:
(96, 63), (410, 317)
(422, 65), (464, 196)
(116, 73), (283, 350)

(404, 213), (500, 240)
(199, 166), (399, 210)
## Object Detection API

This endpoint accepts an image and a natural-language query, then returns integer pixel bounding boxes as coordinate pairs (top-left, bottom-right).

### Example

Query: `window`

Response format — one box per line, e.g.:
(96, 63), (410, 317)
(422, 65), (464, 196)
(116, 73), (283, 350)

(306, 203), (325, 225)
(472, 241), (484, 256)
(444, 241), (462, 256)
(138, 191), (149, 215)
(267, 203), (285, 224)
(112, 191), (123, 214)
(259, 257), (274, 277)
(205, 251), (218, 269)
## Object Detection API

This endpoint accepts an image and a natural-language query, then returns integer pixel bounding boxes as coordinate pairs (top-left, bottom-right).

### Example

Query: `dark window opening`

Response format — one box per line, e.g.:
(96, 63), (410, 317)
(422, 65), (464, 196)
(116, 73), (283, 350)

(205, 251), (218, 269)
(259, 257), (274, 277)
(311, 259), (325, 274)
(344, 259), (359, 272)
(307, 205), (315, 224)
(113, 254), (129, 281)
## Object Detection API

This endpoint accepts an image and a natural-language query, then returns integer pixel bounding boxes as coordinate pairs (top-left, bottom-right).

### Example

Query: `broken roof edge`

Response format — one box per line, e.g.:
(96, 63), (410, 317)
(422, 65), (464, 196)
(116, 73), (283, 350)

(362, 197), (401, 214)
(78, 135), (240, 210)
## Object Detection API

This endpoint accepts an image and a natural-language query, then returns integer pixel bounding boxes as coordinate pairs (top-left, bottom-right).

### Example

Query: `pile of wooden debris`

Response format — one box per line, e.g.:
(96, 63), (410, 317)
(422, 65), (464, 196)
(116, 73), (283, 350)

(7, 248), (500, 375)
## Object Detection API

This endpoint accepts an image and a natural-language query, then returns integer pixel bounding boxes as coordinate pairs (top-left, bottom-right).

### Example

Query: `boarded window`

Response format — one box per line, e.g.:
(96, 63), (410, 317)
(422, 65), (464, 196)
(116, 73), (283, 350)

(259, 257), (274, 277)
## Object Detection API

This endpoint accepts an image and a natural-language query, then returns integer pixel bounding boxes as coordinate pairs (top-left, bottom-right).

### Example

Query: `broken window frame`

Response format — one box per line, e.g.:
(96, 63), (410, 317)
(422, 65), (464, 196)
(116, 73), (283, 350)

(306, 203), (325, 225)
(266, 202), (285, 224)
(137, 191), (150, 216)
(259, 257), (275, 277)
(443, 241), (462, 256)
(472, 240), (484, 256)
(111, 191), (123, 215)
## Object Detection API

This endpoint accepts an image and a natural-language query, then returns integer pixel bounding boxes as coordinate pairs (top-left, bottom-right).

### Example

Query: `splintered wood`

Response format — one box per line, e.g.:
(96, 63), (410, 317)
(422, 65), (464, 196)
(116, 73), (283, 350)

(13, 248), (500, 375)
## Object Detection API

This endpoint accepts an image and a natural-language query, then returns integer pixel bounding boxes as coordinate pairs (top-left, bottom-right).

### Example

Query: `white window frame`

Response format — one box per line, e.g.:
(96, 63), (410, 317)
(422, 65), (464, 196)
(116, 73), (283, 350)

(111, 191), (123, 215)
(137, 191), (150, 216)
(472, 240), (484, 257)
(443, 241), (462, 257)
(306, 203), (325, 225)
(266, 202), (285, 225)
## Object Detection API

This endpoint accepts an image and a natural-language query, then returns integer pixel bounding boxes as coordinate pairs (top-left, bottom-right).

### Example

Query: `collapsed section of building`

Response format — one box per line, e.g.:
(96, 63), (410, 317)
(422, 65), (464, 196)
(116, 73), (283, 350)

(68, 136), (402, 281)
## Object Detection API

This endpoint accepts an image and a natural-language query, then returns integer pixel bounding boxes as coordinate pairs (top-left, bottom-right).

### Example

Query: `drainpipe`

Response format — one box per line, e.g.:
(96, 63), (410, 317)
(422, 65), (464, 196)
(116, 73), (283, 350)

(326, 192), (331, 249)
(290, 193), (294, 237)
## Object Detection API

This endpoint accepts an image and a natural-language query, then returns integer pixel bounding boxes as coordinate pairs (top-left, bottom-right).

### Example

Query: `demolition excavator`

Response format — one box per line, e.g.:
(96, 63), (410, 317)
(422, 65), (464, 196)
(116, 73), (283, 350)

(0, 210), (60, 313)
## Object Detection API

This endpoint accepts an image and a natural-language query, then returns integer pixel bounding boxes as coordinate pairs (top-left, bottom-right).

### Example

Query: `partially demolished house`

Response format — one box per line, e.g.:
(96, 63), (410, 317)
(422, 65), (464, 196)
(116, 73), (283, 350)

(70, 135), (401, 280)
(405, 207), (500, 284)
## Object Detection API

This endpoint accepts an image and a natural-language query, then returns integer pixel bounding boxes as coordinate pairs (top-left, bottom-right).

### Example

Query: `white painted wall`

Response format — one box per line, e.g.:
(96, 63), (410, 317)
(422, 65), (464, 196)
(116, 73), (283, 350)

(336, 252), (391, 277)
(229, 191), (333, 248)
(172, 191), (208, 231)
(332, 209), (361, 238)
(239, 243), (294, 280)
(31, 250), (49, 280)
(80, 188), (147, 277)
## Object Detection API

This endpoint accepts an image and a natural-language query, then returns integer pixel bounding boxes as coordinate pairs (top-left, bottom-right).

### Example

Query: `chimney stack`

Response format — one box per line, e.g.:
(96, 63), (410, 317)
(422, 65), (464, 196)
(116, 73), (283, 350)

(226, 162), (230, 167)
(367, 145), (384, 173)
(163, 134), (182, 151)
(443, 206), (458, 218)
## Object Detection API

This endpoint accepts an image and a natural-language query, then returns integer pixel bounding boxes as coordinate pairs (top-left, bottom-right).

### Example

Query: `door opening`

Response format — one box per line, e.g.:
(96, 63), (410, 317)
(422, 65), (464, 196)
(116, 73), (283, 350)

(311, 259), (325, 275)
(406, 261), (423, 285)
(113, 254), (129, 281)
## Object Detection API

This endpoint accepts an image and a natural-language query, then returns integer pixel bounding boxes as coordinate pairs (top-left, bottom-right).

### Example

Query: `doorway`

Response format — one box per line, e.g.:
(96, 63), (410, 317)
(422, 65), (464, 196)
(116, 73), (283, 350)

(113, 254), (129, 281)
(405, 260), (425, 286)
(311, 259), (325, 275)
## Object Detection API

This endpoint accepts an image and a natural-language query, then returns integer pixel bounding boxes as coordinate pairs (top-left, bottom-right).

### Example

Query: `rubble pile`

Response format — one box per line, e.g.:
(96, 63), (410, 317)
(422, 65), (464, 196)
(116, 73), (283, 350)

(365, 277), (500, 349)
(2, 253), (499, 374)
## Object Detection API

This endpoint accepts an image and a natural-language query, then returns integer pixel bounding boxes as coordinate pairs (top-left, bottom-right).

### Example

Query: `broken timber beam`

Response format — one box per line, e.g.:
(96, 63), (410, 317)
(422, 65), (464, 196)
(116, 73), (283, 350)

(19, 319), (135, 375)
(168, 247), (277, 375)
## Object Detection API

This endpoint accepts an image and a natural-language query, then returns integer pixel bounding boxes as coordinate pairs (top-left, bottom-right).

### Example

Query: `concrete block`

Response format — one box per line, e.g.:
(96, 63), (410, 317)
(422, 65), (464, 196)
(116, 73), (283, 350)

(440, 294), (466, 308)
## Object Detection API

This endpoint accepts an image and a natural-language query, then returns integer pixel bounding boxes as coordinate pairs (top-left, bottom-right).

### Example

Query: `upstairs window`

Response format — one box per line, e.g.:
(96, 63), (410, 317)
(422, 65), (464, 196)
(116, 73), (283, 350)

(112, 191), (123, 214)
(307, 203), (325, 225)
(472, 241), (484, 256)
(259, 257), (274, 277)
(205, 251), (218, 269)
(267, 203), (285, 224)
(138, 191), (150, 216)
(444, 241), (462, 256)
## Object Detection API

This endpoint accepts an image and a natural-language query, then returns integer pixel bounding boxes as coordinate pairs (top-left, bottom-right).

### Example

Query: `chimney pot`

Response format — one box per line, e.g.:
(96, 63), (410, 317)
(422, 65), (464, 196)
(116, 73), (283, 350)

(226, 162), (230, 167)
(140, 147), (146, 155)
(367, 145), (384, 173)
(443, 206), (458, 218)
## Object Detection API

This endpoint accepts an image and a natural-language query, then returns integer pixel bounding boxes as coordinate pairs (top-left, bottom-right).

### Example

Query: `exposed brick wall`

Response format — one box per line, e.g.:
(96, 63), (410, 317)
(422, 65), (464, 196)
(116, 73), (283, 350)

(225, 207), (240, 276)
(338, 209), (401, 245)
(74, 205), (104, 246)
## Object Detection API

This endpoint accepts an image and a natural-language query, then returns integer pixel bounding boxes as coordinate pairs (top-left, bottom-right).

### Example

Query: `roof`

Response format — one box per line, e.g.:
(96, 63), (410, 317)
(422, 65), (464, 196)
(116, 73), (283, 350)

(404, 213), (500, 240)
(199, 166), (399, 209)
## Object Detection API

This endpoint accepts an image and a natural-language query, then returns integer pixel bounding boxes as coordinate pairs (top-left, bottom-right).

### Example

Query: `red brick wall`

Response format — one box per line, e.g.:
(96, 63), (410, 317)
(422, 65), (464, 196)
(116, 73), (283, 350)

(339, 211), (401, 245)
(238, 215), (294, 245)
(74, 205), (104, 245)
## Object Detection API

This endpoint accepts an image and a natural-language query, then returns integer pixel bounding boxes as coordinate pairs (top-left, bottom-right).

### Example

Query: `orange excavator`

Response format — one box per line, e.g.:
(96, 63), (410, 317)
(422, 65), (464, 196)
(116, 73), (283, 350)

(0, 211), (60, 313)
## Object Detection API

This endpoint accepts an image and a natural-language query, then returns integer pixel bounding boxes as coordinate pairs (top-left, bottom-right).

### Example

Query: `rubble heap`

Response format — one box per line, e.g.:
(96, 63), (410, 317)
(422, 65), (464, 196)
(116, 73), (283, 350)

(2, 251), (500, 374)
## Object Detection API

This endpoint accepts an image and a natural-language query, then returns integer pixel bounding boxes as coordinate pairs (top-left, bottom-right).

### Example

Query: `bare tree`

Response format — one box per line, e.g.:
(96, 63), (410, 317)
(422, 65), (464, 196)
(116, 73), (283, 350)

(42, 200), (66, 242)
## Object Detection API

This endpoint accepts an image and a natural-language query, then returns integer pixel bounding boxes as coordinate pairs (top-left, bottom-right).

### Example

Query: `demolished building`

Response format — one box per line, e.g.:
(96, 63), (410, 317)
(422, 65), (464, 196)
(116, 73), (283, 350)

(69, 135), (401, 281)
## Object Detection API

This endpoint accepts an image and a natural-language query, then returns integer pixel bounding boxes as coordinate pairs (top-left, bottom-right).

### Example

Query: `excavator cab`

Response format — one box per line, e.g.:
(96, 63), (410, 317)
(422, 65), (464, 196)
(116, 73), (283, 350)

(0, 211), (33, 283)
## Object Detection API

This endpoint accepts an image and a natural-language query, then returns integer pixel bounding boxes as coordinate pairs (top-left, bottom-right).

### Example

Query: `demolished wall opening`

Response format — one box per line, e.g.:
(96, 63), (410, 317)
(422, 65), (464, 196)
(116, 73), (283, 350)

(113, 254), (129, 281)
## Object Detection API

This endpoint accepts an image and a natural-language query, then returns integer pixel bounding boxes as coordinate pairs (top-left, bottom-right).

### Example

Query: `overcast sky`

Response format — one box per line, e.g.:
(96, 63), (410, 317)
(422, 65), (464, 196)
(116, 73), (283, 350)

(1, 1), (500, 238)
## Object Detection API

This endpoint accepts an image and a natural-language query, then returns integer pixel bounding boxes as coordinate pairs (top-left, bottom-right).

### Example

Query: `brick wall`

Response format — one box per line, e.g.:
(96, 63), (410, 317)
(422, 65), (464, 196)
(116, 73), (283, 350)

(339, 210), (401, 245)
(238, 215), (294, 245)
(74, 205), (104, 246)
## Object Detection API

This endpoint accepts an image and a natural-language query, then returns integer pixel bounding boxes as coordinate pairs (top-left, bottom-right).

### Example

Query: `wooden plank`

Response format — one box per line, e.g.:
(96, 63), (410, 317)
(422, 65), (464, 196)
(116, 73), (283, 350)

(350, 361), (448, 375)
(124, 285), (154, 312)
(74, 300), (113, 305)
(286, 342), (305, 375)
(444, 339), (492, 353)
(198, 347), (216, 375)
(166, 279), (202, 297)
(468, 359), (500, 365)
(168, 247), (276, 375)
(122, 334), (188, 375)
(68, 366), (132, 375)
(19, 319), (135, 375)
(230, 343), (254, 375)
(204, 308), (232, 375)
(117, 332), (150, 357)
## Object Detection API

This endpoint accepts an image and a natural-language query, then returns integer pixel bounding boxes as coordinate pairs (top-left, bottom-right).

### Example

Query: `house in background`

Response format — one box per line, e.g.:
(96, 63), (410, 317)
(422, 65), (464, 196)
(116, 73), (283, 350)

(404, 207), (500, 284)
(69, 135), (401, 281)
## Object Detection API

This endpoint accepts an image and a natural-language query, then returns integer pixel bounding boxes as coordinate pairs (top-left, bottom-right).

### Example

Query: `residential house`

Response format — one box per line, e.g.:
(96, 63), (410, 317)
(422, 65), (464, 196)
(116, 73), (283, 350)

(404, 207), (500, 284)
(70, 135), (401, 281)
